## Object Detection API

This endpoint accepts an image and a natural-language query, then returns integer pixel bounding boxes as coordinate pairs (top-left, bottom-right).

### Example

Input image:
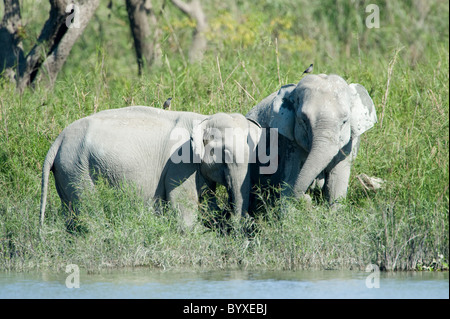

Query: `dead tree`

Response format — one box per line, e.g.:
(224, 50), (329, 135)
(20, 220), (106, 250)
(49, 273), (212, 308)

(0, 0), (100, 92)
(171, 0), (207, 63)
(125, 0), (162, 75)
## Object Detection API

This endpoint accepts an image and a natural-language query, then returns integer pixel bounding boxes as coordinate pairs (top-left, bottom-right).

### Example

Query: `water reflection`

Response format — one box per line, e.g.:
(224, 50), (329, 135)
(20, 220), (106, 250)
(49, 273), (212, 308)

(0, 269), (448, 299)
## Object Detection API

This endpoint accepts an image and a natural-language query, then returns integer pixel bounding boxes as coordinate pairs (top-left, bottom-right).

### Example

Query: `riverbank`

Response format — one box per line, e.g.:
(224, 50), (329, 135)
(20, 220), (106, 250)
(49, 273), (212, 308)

(1, 182), (448, 272)
(0, 0), (448, 272)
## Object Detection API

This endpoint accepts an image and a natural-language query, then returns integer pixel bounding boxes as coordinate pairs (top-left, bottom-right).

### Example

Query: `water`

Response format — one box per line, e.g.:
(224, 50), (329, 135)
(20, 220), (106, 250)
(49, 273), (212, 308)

(0, 268), (448, 299)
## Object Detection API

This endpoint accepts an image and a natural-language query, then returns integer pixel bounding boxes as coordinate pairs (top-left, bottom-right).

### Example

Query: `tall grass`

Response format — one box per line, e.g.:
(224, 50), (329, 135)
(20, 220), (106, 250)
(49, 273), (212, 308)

(0, 0), (448, 271)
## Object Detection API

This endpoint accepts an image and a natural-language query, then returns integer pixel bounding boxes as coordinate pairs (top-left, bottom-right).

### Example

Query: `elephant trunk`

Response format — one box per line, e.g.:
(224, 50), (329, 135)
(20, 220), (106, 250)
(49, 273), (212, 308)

(226, 165), (250, 218)
(292, 136), (339, 197)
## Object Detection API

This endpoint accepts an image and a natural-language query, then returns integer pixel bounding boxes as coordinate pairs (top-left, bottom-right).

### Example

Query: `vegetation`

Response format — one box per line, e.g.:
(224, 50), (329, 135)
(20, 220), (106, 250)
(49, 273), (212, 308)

(0, 0), (448, 272)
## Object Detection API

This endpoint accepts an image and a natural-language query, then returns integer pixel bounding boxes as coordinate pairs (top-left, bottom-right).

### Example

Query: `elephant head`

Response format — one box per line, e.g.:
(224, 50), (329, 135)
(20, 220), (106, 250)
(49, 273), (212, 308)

(191, 113), (262, 217)
(267, 74), (377, 199)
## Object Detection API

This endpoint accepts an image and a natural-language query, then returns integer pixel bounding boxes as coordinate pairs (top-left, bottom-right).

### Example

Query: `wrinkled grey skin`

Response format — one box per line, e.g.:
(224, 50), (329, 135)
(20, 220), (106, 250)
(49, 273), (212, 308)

(40, 106), (261, 229)
(246, 74), (377, 206)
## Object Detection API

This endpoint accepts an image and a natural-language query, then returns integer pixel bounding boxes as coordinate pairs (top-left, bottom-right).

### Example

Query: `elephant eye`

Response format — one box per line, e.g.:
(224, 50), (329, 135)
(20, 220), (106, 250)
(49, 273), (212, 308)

(297, 114), (306, 125)
(342, 118), (349, 126)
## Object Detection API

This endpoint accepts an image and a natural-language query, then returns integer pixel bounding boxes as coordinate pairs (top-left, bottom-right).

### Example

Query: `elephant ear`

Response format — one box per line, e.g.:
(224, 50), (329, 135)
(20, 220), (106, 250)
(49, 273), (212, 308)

(247, 118), (262, 154)
(191, 118), (208, 162)
(268, 84), (297, 141)
(247, 118), (262, 142)
(349, 83), (377, 137)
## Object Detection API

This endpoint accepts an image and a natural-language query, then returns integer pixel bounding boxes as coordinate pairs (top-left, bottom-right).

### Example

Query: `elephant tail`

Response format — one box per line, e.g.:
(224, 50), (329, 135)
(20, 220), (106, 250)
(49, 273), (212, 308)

(39, 134), (63, 229)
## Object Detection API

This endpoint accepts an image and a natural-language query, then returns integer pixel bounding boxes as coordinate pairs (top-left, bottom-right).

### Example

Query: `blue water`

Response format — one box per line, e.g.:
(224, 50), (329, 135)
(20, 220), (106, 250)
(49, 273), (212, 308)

(0, 269), (448, 299)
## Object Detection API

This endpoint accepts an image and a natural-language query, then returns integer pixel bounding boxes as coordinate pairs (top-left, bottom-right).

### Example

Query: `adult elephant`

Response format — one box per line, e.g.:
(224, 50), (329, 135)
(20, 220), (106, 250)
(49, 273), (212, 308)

(40, 106), (261, 229)
(246, 74), (377, 206)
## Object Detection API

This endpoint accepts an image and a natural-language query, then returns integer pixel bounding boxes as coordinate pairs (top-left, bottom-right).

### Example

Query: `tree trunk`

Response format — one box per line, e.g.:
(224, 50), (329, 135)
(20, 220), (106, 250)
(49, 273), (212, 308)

(125, 0), (162, 75)
(37, 0), (101, 88)
(171, 0), (207, 63)
(0, 0), (25, 83)
(0, 0), (100, 92)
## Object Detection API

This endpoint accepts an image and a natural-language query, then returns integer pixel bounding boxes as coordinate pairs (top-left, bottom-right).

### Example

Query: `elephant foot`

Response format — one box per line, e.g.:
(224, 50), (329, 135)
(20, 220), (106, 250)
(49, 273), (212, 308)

(299, 193), (312, 205)
(178, 209), (198, 233)
(329, 200), (344, 211)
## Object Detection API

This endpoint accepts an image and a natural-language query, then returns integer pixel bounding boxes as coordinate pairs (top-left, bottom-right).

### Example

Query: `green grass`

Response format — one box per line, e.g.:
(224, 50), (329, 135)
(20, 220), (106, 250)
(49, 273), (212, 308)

(0, 0), (448, 272)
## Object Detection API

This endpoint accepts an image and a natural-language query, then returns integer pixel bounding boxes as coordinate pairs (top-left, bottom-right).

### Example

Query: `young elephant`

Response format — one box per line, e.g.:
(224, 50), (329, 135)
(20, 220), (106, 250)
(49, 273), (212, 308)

(39, 106), (261, 229)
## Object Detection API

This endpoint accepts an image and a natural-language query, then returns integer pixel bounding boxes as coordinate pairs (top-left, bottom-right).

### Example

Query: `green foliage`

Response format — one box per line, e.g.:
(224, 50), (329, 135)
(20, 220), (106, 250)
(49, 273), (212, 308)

(0, 0), (448, 271)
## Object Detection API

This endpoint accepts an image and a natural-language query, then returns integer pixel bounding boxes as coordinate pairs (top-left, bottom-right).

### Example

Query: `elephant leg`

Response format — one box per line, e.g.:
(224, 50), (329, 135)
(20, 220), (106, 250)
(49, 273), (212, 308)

(165, 173), (200, 230)
(278, 139), (304, 198)
(324, 155), (352, 205)
(54, 176), (84, 232)
(324, 136), (361, 205)
(313, 171), (326, 190)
